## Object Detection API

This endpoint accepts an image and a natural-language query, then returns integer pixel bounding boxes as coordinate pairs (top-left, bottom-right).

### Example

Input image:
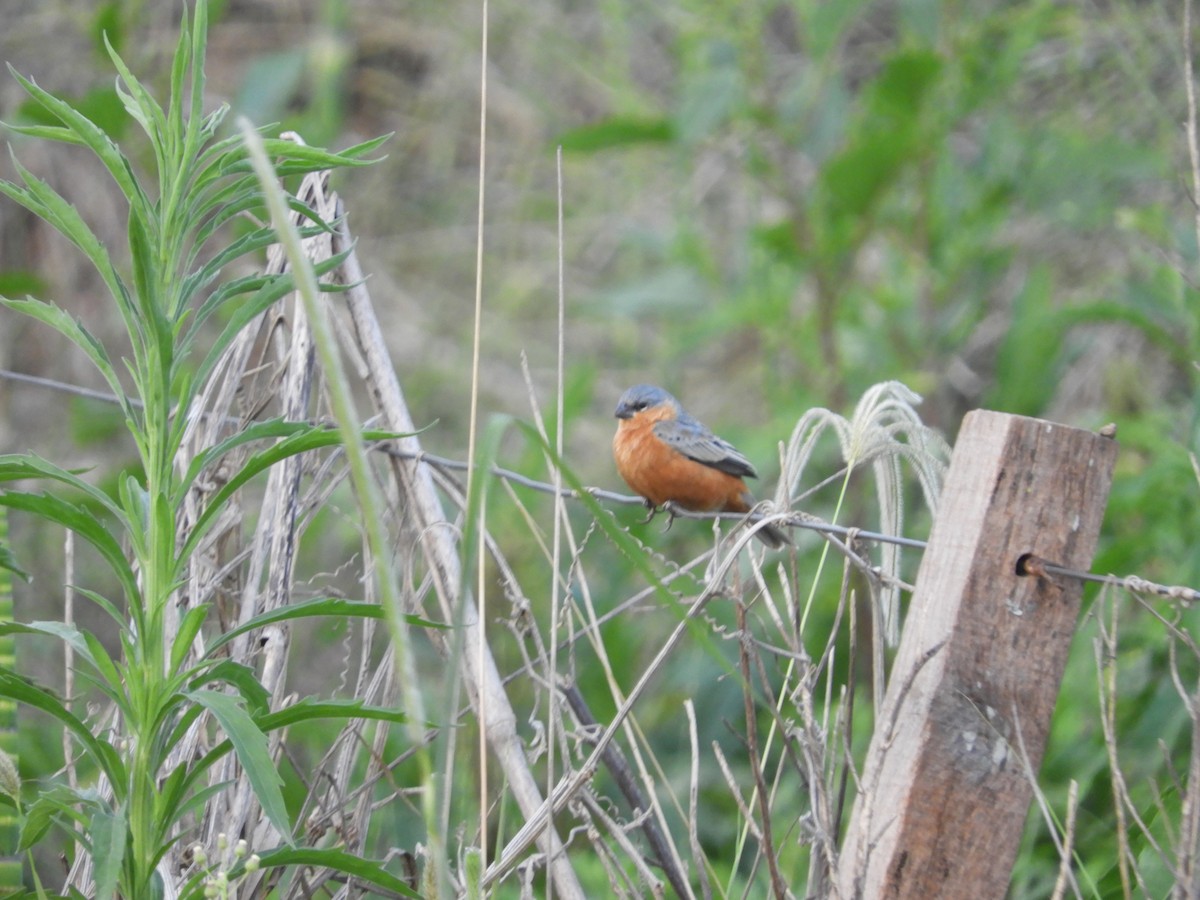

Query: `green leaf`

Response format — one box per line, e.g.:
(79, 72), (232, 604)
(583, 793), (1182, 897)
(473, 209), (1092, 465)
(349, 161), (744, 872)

(5, 66), (146, 218)
(127, 208), (159, 327)
(0, 673), (125, 788)
(0, 490), (139, 613)
(557, 116), (674, 153)
(6, 86), (130, 143)
(160, 779), (230, 836)
(262, 133), (390, 167)
(177, 418), (323, 494)
(0, 454), (124, 519)
(169, 604), (211, 674)
(73, 586), (128, 630)
(179, 422), (402, 563)
(242, 846), (420, 897)
(117, 471), (149, 563)
(89, 809), (126, 900)
(202, 596), (439, 658)
(0, 622), (125, 708)
(257, 697), (409, 732)
(0, 298), (133, 420)
(2, 123), (87, 146)
(216, 135), (390, 181)
(178, 224), (284, 313)
(19, 783), (95, 852)
(184, 249), (349, 391)
(987, 266), (1061, 416)
(813, 48), (943, 257)
(0, 155), (140, 351)
(0, 541), (29, 583)
(184, 689), (292, 845)
(676, 41), (743, 145)
(104, 33), (167, 146)
(0, 269), (46, 297)
(194, 660), (271, 716)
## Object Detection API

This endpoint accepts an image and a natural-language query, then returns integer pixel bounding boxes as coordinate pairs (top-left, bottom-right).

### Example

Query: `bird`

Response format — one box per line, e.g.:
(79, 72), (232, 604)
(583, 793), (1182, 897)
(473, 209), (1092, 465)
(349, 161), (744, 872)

(612, 384), (789, 548)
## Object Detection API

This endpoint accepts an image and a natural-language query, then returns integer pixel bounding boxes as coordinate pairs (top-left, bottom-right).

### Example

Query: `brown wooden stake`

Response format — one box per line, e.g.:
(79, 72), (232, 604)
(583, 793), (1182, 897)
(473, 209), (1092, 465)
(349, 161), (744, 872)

(835, 410), (1118, 899)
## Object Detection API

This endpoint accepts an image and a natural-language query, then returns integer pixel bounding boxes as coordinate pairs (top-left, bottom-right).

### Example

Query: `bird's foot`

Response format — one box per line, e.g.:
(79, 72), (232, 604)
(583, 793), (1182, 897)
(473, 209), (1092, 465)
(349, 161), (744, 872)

(637, 501), (679, 533)
(660, 502), (680, 533)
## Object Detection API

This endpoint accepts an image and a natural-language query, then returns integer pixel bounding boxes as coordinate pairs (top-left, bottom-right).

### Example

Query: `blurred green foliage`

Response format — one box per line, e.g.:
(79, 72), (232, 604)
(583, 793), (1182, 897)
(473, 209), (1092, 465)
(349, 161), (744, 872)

(559, 0), (1199, 891)
(1, 0), (1198, 894)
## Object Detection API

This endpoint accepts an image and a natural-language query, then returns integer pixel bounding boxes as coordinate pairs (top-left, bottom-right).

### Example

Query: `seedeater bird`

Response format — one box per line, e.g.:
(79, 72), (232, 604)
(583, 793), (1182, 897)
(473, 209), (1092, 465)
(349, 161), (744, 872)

(612, 384), (789, 548)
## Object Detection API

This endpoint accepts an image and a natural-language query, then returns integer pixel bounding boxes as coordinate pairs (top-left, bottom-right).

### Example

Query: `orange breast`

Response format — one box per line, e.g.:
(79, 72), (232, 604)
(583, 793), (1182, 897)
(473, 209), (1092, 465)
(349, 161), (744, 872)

(613, 413), (752, 512)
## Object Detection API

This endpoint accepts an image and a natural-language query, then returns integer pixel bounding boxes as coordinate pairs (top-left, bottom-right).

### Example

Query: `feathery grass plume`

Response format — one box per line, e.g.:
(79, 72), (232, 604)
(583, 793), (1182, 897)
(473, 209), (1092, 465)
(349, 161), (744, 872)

(774, 380), (949, 645)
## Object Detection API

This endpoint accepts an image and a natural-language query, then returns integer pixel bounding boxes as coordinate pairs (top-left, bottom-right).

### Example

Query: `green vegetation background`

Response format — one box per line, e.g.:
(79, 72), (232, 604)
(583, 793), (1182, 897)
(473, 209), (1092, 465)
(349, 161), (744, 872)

(0, 0), (1197, 895)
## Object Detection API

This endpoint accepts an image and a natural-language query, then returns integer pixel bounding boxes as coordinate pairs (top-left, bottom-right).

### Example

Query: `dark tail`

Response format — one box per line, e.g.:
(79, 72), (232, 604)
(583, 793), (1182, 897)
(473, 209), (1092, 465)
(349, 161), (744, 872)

(754, 521), (790, 549)
(734, 491), (791, 549)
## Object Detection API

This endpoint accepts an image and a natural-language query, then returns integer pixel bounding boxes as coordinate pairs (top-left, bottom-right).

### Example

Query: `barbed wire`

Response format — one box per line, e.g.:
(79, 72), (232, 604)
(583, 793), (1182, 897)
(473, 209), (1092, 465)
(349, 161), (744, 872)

(2, 366), (1197, 605)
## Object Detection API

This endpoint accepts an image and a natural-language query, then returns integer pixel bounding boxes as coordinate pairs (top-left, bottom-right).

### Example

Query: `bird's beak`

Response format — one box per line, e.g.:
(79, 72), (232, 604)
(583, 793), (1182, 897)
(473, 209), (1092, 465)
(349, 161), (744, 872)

(614, 402), (633, 420)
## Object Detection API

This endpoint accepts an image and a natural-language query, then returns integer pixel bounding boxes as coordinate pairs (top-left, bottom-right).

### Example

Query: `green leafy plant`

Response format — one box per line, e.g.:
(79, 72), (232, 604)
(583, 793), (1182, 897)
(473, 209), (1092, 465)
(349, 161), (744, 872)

(0, 2), (420, 896)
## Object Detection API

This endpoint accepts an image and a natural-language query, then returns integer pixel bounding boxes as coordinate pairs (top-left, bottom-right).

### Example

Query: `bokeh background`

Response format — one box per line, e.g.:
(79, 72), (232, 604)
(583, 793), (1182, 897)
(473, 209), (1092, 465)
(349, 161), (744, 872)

(1, 0), (1198, 894)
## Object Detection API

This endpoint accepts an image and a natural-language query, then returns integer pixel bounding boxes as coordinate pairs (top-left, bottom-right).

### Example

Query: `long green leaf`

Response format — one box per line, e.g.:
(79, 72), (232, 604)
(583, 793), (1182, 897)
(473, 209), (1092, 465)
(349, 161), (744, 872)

(178, 273), (269, 338)
(117, 471), (150, 564)
(5, 66), (146, 212)
(0, 622), (125, 708)
(183, 175), (262, 254)
(19, 784), (94, 852)
(169, 604), (210, 674)
(177, 418), (324, 495)
(0, 624), (128, 715)
(240, 846), (419, 897)
(127, 207), (160, 329)
(256, 135), (390, 170)
(102, 35), (168, 167)
(0, 491), (138, 612)
(159, 779), (230, 837)
(202, 596), (441, 658)
(178, 424), (401, 563)
(182, 219), (331, 312)
(0, 299), (132, 421)
(89, 809), (126, 900)
(183, 263), (303, 390)
(0, 123), (88, 146)
(0, 453), (128, 522)
(74, 586), (128, 632)
(184, 689), (292, 845)
(257, 698), (408, 731)
(183, 245), (351, 363)
(0, 674), (124, 789)
(193, 660), (271, 715)
(0, 156), (137, 341)
(185, 0), (210, 174)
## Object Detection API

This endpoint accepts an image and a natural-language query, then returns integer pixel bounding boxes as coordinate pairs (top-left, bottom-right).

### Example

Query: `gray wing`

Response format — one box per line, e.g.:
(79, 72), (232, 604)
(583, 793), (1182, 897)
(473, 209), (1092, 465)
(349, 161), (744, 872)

(653, 413), (759, 479)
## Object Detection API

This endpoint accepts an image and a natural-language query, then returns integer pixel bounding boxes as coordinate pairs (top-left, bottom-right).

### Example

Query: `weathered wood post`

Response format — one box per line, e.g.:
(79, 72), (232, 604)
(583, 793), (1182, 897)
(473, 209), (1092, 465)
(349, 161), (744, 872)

(835, 410), (1118, 898)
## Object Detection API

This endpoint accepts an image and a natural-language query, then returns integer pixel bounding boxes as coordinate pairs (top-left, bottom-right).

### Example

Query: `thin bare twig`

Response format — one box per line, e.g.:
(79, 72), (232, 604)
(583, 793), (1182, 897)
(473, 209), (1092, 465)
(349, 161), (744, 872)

(736, 601), (789, 900)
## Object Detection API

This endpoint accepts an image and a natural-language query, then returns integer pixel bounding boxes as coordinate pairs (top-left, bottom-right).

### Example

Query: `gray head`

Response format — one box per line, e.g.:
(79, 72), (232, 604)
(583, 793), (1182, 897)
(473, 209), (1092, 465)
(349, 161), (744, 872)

(614, 384), (679, 420)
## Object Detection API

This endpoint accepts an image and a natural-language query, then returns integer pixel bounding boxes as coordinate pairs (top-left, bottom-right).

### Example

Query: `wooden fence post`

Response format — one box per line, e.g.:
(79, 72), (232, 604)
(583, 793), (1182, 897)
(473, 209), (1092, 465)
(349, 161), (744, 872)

(835, 410), (1118, 898)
